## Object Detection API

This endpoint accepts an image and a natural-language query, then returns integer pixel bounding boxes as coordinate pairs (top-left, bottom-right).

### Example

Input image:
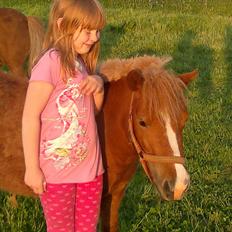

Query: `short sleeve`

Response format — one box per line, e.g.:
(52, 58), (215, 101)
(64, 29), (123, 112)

(30, 49), (61, 86)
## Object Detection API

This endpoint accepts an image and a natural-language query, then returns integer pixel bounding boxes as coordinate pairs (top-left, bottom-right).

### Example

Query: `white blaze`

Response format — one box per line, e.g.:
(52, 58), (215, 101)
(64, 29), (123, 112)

(165, 118), (189, 197)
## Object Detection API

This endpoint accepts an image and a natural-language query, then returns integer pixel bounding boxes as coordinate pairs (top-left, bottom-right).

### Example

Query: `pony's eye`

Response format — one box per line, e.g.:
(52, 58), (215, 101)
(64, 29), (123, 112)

(139, 120), (147, 127)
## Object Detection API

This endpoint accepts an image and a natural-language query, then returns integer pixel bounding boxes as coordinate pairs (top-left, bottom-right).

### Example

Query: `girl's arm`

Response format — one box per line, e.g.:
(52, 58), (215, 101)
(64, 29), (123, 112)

(80, 75), (104, 114)
(93, 88), (104, 114)
(22, 81), (53, 194)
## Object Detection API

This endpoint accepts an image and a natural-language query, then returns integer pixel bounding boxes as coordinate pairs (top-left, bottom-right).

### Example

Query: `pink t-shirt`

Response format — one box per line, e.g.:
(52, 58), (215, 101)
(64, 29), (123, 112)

(30, 49), (104, 183)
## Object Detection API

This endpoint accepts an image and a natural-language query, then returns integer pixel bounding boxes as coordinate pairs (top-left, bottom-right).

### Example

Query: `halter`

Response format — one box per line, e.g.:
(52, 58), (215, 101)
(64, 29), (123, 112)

(128, 93), (185, 182)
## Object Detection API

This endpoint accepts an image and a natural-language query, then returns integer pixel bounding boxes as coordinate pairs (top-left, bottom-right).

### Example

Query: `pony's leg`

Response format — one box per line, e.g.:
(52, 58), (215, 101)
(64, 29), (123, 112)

(101, 184), (126, 232)
(101, 165), (137, 232)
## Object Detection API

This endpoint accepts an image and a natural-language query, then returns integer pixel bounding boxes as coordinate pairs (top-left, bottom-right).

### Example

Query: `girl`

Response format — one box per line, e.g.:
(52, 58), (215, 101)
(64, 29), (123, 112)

(22, 0), (105, 231)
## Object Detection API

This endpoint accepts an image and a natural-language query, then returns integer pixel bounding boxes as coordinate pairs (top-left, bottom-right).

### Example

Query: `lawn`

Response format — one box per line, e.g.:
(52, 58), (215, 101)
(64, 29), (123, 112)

(0, 0), (231, 231)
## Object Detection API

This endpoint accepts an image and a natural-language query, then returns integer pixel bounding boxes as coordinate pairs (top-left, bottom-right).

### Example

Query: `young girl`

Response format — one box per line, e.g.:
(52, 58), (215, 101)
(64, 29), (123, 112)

(22, 0), (105, 231)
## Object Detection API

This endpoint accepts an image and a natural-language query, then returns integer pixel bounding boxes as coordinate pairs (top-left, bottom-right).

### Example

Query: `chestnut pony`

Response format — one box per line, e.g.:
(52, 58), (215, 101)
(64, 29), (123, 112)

(0, 54), (197, 231)
(0, 8), (45, 79)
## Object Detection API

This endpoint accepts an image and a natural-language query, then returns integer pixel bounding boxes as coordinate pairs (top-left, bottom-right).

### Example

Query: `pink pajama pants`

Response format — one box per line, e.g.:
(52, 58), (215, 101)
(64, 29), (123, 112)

(40, 175), (103, 232)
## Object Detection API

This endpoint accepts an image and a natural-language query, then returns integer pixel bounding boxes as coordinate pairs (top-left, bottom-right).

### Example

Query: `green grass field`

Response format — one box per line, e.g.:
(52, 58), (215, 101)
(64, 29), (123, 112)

(0, 0), (231, 231)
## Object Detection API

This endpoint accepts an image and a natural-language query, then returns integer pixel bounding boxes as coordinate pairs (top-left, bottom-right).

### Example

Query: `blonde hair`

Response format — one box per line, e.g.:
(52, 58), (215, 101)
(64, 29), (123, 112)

(43, 0), (105, 81)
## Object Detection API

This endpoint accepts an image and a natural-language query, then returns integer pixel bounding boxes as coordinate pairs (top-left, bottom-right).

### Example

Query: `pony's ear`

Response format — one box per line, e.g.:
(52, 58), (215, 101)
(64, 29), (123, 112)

(178, 70), (198, 85)
(126, 69), (144, 91)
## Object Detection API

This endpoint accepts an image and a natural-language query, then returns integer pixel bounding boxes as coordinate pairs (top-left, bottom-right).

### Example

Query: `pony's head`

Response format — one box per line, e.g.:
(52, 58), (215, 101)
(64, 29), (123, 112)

(126, 65), (197, 201)
(100, 56), (197, 201)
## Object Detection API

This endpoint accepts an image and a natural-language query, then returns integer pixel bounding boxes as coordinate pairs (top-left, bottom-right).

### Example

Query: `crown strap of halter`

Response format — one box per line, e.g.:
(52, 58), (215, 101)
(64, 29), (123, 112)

(128, 93), (185, 181)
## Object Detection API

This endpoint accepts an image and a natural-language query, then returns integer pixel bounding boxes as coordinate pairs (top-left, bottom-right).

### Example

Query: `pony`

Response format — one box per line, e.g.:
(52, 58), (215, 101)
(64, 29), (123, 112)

(0, 8), (45, 79)
(0, 56), (197, 232)
(98, 57), (197, 231)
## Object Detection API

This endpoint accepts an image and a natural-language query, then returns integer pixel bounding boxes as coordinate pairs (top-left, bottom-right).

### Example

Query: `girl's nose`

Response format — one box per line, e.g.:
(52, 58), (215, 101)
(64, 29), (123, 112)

(91, 30), (100, 42)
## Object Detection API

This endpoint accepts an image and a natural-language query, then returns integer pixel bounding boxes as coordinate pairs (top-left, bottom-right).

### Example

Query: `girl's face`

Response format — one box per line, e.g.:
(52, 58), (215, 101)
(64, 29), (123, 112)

(73, 28), (100, 54)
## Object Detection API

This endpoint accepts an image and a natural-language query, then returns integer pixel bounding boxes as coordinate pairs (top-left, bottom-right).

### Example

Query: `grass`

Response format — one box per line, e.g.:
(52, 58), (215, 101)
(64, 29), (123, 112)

(0, 0), (232, 231)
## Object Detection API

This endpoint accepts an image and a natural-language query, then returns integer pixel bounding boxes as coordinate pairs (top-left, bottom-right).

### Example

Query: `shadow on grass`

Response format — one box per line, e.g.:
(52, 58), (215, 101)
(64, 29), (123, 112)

(221, 26), (232, 154)
(119, 168), (160, 232)
(101, 23), (159, 60)
(222, 26), (232, 125)
(100, 23), (126, 60)
(171, 30), (214, 100)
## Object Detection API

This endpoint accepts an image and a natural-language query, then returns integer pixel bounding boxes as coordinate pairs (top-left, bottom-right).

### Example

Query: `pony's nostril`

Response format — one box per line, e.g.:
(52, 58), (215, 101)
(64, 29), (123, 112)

(163, 180), (174, 199)
(184, 178), (190, 192)
(184, 177), (190, 186)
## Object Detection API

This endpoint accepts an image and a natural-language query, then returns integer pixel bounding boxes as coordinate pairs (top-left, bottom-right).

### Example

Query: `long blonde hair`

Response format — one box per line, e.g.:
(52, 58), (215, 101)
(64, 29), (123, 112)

(43, 0), (105, 81)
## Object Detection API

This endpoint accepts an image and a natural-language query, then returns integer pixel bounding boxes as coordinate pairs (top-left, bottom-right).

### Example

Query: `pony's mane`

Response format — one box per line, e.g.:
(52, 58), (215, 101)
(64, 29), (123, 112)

(100, 56), (187, 123)
(142, 66), (186, 124)
(99, 55), (172, 82)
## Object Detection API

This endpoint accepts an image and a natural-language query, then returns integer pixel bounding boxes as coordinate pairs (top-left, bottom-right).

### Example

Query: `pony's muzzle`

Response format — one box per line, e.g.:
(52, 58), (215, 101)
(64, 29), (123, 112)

(174, 177), (190, 200)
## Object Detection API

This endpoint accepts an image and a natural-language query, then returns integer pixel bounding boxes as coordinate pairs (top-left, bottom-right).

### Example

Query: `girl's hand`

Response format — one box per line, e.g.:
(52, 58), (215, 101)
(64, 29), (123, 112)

(80, 75), (104, 96)
(24, 168), (46, 195)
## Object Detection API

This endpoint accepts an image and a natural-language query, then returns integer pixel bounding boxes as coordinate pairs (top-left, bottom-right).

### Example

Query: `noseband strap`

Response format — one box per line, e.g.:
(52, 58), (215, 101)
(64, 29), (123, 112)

(128, 93), (185, 181)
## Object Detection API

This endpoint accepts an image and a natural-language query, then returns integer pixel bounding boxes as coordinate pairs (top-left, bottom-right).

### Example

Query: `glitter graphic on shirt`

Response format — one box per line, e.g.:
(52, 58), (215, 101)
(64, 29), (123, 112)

(41, 81), (90, 170)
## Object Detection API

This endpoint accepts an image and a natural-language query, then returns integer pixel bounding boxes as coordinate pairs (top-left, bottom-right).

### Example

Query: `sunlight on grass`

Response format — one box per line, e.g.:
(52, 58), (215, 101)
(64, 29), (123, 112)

(0, 0), (231, 231)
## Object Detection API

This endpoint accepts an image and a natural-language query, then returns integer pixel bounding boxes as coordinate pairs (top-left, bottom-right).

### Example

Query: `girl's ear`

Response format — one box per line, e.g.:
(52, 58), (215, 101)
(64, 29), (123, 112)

(57, 17), (63, 30)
